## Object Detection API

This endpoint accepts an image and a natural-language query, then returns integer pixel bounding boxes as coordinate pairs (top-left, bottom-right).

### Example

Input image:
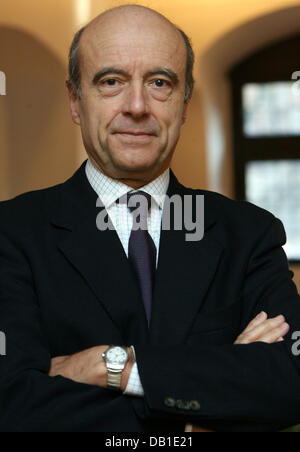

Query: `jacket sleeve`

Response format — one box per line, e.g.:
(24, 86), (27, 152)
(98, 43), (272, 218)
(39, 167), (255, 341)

(134, 217), (300, 431)
(0, 228), (139, 432)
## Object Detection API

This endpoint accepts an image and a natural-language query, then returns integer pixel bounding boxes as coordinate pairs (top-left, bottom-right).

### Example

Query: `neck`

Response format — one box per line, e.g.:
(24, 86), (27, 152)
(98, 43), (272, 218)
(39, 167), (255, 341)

(88, 156), (170, 189)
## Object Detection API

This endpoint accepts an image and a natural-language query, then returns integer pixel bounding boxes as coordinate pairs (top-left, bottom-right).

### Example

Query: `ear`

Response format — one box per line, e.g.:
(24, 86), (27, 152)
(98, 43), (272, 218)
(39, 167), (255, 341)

(181, 100), (189, 125)
(66, 80), (81, 126)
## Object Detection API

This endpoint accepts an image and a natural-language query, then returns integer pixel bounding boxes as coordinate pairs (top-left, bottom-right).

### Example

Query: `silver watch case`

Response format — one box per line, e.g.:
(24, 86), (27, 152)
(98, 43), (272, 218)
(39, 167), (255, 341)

(102, 345), (129, 370)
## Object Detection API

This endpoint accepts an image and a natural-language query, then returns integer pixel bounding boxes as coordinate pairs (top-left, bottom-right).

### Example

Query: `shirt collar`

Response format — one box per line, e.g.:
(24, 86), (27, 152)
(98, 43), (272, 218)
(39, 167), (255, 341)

(85, 159), (170, 210)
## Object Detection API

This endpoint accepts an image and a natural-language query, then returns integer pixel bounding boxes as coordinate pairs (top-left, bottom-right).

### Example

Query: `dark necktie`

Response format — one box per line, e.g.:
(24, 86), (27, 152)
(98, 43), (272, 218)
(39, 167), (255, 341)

(122, 191), (157, 327)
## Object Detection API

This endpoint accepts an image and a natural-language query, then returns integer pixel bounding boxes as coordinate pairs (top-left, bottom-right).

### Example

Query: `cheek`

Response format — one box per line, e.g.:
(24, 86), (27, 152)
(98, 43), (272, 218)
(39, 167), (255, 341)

(81, 98), (118, 133)
(162, 108), (185, 142)
(156, 99), (185, 129)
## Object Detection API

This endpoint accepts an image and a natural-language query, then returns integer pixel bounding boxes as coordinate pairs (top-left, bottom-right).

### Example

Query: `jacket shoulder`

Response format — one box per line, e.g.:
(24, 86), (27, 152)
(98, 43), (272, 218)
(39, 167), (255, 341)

(0, 183), (63, 235)
(185, 186), (277, 232)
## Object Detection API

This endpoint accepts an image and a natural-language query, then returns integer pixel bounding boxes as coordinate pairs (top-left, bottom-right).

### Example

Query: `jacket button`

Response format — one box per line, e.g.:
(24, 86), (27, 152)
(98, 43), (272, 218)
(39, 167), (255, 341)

(189, 400), (201, 411)
(176, 399), (191, 410)
(164, 397), (176, 408)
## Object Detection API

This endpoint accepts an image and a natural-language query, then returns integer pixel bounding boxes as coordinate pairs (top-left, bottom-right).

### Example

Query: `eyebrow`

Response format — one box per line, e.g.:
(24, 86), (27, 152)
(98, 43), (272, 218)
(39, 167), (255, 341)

(92, 67), (179, 85)
(148, 68), (179, 85)
(92, 68), (127, 85)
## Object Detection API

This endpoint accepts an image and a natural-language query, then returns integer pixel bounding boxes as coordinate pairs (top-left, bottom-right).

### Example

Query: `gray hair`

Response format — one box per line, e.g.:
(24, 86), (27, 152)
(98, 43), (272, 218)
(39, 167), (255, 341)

(68, 25), (195, 102)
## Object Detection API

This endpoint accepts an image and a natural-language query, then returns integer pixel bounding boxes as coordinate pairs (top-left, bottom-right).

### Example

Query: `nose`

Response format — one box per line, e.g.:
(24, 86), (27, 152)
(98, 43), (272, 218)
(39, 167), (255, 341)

(121, 80), (150, 118)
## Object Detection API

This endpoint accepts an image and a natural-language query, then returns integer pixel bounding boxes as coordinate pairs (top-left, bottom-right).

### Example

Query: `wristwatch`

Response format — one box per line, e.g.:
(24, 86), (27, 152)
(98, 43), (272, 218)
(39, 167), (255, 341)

(102, 345), (129, 391)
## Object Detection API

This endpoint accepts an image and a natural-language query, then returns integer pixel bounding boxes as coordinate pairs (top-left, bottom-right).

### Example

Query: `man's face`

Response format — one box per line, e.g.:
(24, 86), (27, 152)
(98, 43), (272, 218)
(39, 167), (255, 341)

(69, 10), (189, 185)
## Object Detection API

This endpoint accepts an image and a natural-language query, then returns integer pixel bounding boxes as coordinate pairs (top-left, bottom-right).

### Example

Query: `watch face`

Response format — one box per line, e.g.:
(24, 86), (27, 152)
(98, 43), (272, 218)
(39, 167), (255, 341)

(106, 346), (128, 365)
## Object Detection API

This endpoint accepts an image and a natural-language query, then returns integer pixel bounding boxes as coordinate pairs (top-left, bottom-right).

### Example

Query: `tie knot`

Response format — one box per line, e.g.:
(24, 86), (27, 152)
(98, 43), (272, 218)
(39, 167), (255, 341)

(118, 191), (153, 214)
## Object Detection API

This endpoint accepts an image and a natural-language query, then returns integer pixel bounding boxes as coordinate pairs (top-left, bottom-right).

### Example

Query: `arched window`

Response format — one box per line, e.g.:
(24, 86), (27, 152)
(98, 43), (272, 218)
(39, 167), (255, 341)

(230, 34), (300, 263)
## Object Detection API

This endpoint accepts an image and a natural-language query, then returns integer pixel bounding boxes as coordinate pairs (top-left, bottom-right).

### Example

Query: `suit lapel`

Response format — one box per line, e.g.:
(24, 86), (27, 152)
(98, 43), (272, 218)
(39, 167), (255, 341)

(149, 171), (224, 345)
(51, 162), (149, 345)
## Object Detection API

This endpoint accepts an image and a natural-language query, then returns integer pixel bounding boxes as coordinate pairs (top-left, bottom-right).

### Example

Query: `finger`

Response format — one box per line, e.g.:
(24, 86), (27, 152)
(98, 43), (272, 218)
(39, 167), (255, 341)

(234, 312), (267, 343)
(254, 322), (290, 344)
(235, 316), (286, 344)
(50, 356), (67, 365)
(242, 311), (268, 334)
(246, 315), (285, 337)
(237, 322), (289, 344)
(48, 356), (69, 376)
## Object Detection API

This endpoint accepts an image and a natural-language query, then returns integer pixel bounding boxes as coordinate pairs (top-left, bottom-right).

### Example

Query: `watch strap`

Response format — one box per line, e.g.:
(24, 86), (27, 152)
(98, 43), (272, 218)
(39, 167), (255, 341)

(107, 368), (123, 391)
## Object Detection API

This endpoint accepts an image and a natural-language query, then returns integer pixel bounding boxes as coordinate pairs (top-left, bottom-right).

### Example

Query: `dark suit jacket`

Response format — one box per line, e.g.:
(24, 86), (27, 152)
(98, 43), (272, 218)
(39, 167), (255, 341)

(0, 161), (300, 432)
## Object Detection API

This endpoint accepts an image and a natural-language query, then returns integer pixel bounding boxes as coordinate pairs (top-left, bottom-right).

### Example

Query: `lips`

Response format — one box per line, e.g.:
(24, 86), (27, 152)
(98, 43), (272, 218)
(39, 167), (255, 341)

(115, 131), (155, 136)
(113, 131), (156, 143)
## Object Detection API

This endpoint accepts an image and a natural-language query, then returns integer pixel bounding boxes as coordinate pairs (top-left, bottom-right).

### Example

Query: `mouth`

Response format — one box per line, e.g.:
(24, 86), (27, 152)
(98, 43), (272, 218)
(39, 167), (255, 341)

(113, 131), (156, 142)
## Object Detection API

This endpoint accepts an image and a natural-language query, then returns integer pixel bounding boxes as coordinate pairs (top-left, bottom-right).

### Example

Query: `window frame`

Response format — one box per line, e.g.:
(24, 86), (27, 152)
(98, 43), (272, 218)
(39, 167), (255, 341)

(230, 34), (300, 264)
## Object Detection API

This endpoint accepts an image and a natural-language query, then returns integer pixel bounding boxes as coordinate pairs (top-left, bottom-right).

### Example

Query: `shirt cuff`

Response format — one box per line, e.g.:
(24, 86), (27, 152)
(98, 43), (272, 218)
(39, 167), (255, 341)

(123, 347), (144, 397)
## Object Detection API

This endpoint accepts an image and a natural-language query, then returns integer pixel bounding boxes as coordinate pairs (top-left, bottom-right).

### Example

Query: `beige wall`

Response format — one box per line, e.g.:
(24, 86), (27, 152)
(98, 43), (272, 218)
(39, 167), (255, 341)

(0, 0), (299, 288)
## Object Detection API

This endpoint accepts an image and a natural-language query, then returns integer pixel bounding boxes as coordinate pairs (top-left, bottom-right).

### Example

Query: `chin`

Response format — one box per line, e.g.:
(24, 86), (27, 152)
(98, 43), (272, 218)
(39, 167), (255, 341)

(114, 157), (158, 174)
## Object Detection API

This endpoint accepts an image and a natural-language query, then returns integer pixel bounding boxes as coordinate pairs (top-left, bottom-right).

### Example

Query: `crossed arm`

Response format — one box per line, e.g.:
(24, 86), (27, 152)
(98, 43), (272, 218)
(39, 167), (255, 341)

(49, 311), (290, 391)
(1, 212), (299, 431)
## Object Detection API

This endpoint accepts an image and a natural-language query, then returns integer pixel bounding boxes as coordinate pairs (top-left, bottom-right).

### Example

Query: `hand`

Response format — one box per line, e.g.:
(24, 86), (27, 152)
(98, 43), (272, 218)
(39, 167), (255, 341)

(234, 311), (290, 344)
(49, 345), (135, 391)
(49, 345), (109, 387)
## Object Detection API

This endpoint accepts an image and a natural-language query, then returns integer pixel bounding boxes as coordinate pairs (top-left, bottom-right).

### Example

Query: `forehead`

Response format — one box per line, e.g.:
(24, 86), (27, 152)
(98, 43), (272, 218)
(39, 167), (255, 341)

(80, 16), (186, 77)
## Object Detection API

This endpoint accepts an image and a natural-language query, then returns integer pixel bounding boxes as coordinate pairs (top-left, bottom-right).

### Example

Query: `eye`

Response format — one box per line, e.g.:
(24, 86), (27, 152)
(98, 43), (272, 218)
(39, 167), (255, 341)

(149, 78), (172, 100)
(153, 79), (169, 88)
(97, 78), (124, 95)
(102, 78), (118, 86)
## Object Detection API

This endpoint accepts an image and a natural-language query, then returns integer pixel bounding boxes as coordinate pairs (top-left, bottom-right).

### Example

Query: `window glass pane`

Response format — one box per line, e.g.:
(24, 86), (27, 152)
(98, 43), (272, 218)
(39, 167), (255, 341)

(242, 82), (300, 137)
(245, 160), (300, 260)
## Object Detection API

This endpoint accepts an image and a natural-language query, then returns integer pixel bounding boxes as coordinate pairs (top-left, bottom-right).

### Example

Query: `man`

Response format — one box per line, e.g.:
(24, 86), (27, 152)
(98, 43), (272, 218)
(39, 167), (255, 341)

(0, 4), (299, 432)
